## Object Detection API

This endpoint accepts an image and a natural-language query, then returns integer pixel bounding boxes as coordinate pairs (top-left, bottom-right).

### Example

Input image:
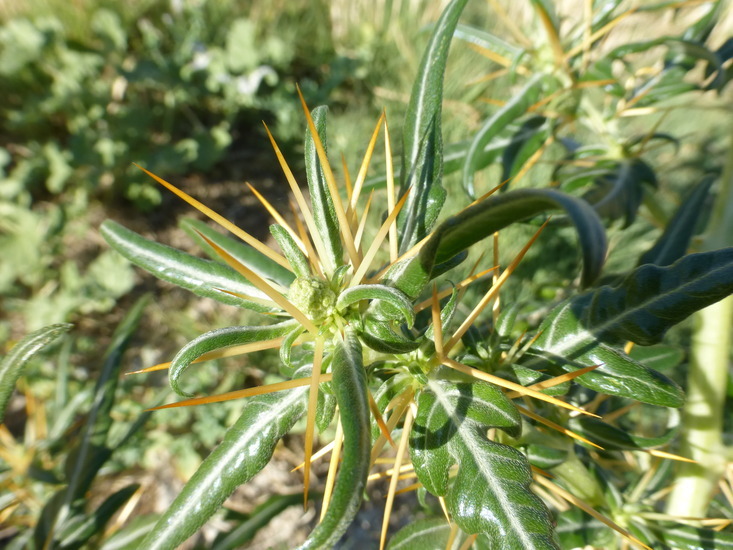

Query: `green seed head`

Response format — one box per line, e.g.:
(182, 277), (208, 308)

(288, 276), (336, 321)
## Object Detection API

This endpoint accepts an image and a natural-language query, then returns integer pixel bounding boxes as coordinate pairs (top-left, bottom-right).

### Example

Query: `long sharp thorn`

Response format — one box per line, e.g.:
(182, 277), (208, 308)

(263, 122), (331, 273)
(303, 338), (324, 507)
(350, 187), (411, 287)
(297, 85), (360, 268)
(133, 163), (290, 269)
(194, 229), (318, 334)
(147, 374), (333, 410)
(380, 403), (415, 550)
(444, 220), (549, 354)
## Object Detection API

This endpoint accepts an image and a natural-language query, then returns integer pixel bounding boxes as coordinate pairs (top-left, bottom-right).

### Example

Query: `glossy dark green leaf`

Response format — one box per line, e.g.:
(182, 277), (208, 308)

(410, 378), (557, 548)
(270, 224), (310, 278)
(383, 188), (606, 308)
(462, 75), (542, 197)
(0, 323), (71, 423)
(398, 0), (469, 252)
(211, 493), (302, 550)
(182, 218), (295, 287)
(583, 158), (656, 227)
(140, 385), (308, 550)
(526, 444), (568, 469)
(651, 525), (733, 549)
(547, 247), (733, 347)
(169, 321), (299, 397)
(525, 344), (683, 407)
(638, 176), (714, 267)
(101, 220), (274, 312)
(305, 105), (343, 273)
(299, 329), (370, 549)
(530, 250), (733, 405)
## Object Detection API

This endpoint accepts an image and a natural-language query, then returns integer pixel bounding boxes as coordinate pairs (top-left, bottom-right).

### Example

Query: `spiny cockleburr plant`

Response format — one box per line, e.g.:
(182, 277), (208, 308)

(101, 85), (646, 547)
(100, 2), (733, 549)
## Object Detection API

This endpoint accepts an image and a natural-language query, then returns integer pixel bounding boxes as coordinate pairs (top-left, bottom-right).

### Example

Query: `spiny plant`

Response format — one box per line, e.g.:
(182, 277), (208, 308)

(101, 1), (733, 548)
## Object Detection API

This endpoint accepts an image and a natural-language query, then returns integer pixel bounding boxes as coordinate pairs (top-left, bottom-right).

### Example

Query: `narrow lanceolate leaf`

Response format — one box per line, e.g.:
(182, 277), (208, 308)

(0, 323), (71, 423)
(530, 249), (733, 406)
(379, 188), (607, 312)
(169, 321), (299, 397)
(140, 386), (308, 550)
(48, 297), (147, 547)
(398, 0), (469, 252)
(410, 378), (558, 549)
(271, 224), (311, 279)
(101, 220), (274, 312)
(545, 248), (733, 347)
(462, 75), (542, 198)
(305, 106), (343, 273)
(182, 218), (295, 287)
(637, 175), (714, 267)
(299, 329), (370, 549)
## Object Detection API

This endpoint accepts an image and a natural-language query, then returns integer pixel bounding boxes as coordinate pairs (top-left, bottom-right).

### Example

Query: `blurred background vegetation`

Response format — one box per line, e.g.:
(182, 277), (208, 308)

(1, 0), (731, 547)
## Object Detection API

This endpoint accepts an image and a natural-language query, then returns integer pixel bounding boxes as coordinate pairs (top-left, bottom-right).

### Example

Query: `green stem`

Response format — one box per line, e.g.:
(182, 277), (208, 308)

(666, 297), (732, 516)
(666, 130), (733, 516)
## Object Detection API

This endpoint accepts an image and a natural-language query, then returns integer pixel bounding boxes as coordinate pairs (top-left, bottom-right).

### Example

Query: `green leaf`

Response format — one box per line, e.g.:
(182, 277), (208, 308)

(338, 284), (415, 327)
(500, 116), (550, 189)
(410, 377), (557, 548)
(140, 385), (308, 550)
(387, 518), (473, 550)
(101, 220), (274, 312)
(627, 343), (684, 372)
(40, 298), (147, 548)
(299, 329), (370, 549)
(551, 248), (733, 346)
(462, 75), (543, 198)
(638, 175), (714, 267)
(381, 188), (607, 307)
(270, 224), (310, 279)
(305, 105), (343, 273)
(0, 323), (71, 423)
(568, 414), (678, 451)
(529, 250), (733, 405)
(651, 525), (733, 549)
(398, 0), (469, 252)
(169, 321), (299, 397)
(582, 158), (656, 228)
(360, 318), (422, 354)
(182, 218), (295, 287)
